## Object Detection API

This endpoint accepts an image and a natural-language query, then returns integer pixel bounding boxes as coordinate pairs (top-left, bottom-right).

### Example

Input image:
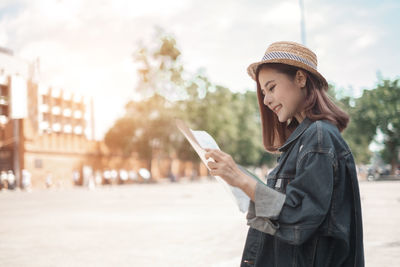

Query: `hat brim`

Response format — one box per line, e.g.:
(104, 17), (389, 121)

(247, 58), (328, 89)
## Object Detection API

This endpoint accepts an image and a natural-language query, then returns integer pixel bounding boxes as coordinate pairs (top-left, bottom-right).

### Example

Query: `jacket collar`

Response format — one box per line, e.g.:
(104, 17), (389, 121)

(278, 117), (314, 152)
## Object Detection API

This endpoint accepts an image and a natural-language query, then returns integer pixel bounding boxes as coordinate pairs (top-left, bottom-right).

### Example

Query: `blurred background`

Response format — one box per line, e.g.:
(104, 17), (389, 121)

(0, 0), (399, 266)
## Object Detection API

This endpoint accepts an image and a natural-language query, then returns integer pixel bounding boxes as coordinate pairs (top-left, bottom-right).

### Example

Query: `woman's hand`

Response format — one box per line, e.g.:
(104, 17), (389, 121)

(204, 148), (250, 188)
(204, 148), (257, 200)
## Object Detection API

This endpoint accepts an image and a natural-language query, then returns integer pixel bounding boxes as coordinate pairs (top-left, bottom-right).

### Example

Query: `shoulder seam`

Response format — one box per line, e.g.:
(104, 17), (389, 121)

(316, 120), (322, 149)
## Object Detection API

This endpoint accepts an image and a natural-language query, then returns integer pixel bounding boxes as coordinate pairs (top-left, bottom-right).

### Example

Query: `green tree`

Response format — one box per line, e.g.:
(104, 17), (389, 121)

(326, 84), (372, 164)
(349, 78), (400, 173)
(340, 96), (372, 164)
(105, 94), (176, 177)
(175, 77), (271, 167)
(106, 30), (277, 179)
(105, 30), (187, 178)
(173, 73), (213, 162)
(232, 91), (272, 166)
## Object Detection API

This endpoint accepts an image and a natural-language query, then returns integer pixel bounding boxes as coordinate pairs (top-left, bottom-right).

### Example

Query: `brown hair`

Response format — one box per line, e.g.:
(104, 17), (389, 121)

(256, 63), (349, 152)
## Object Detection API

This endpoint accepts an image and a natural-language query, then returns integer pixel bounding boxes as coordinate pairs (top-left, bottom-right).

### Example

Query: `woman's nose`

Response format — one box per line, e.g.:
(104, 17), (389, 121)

(263, 94), (272, 106)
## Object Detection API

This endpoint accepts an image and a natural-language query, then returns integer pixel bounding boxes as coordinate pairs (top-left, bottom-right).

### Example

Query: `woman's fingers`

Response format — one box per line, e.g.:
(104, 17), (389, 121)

(204, 149), (237, 183)
(204, 149), (224, 162)
(207, 160), (218, 169)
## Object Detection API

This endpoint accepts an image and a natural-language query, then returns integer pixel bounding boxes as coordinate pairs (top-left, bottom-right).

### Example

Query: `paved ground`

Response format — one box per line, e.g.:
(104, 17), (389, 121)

(0, 179), (399, 267)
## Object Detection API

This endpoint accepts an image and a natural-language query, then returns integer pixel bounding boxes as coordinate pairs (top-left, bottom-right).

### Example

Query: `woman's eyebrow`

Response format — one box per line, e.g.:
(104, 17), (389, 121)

(263, 80), (275, 89)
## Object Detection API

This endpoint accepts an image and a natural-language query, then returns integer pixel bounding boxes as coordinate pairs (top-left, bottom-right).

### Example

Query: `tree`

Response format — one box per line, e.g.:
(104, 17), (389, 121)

(106, 29), (278, 180)
(340, 96), (372, 164)
(175, 77), (271, 167)
(105, 30), (186, 178)
(326, 84), (372, 164)
(134, 30), (186, 101)
(349, 78), (400, 173)
(232, 91), (273, 166)
(105, 94), (176, 177)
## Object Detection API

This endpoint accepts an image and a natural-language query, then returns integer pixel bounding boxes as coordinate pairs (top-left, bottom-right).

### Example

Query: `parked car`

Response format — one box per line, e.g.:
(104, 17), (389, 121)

(367, 165), (391, 181)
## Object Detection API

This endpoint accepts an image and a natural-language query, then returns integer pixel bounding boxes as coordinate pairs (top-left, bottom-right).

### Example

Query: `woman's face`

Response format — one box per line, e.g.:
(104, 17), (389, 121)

(258, 66), (307, 123)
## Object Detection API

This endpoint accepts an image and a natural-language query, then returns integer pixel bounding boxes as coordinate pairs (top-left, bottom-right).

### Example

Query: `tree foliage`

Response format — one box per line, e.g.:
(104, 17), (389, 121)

(322, 85), (372, 164)
(340, 96), (372, 164)
(105, 31), (276, 177)
(104, 94), (177, 174)
(346, 78), (400, 172)
(174, 75), (273, 166)
(134, 31), (185, 100)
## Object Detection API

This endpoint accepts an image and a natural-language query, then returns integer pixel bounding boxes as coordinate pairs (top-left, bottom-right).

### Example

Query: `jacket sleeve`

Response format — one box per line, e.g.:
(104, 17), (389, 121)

(247, 150), (334, 245)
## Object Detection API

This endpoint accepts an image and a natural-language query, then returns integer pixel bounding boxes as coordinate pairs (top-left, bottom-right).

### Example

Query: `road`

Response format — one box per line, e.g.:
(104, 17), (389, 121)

(0, 179), (399, 266)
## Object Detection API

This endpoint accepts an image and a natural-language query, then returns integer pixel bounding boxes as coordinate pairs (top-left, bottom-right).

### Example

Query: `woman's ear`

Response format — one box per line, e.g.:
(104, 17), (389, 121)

(295, 70), (307, 88)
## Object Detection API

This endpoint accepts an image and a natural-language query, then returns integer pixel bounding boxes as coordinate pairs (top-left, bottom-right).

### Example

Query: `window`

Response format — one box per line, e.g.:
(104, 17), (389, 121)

(0, 85), (8, 97)
(42, 95), (49, 105)
(54, 97), (61, 106)
(43, 113), (50, 122)
(0, 105), (8, 116)
(34, 159), (43, 169)
(54, 115), (62, 124)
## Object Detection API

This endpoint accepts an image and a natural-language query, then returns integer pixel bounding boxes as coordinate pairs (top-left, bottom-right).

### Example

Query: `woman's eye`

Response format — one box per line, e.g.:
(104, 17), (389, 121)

(269, 85), (276, 92)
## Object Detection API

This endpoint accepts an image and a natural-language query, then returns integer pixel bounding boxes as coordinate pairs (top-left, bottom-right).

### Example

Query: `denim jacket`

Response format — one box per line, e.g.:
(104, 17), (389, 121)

(241, 117), (364, 267)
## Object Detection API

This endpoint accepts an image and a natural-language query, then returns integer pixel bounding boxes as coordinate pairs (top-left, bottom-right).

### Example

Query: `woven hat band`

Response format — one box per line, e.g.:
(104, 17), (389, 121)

(261, 51), (317, 70)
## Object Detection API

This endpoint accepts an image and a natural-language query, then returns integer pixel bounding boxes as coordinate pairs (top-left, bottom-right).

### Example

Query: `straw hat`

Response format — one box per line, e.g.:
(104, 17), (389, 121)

(247, 41), (328, 88)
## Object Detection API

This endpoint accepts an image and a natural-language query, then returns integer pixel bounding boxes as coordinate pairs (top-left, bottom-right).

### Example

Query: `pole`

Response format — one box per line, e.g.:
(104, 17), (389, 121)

(13, 118), (20, 188)
(90, 97), (95, 140)
(299, 0), (306, 45)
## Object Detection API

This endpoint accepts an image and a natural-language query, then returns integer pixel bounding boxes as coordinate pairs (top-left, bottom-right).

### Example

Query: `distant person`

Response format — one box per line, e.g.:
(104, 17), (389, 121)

(95, 171), (103, 185)
(7, 170), (15, 190)
(168, 170), (176, 183)
(72, 170), (80, 186)
(128, 170), (138, 182)
(167, 163), (176, 183)
(0, 170), (6, 190)
(103, 170), (111, 185)
(22, 169), (32, 191)
(119, 169), (128, 184)
(88, 175), (95, 190)
(45, 173), (53, 188)
(204, 41), (364, 266)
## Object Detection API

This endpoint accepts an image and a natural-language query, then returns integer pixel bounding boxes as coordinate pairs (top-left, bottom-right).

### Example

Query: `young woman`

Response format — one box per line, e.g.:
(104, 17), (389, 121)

(204, 41), (364, 266)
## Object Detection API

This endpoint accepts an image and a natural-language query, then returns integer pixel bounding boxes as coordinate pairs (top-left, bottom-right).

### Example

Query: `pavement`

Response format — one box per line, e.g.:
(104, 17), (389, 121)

(0, 178), (399, 267)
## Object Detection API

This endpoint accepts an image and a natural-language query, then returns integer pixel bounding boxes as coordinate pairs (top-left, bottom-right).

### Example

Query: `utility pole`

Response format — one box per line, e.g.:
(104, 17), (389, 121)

(12, 118), (21, 188)
(299, 0), (306, 45)
(10, 75), (27, 189)
(90, 97), (95, 140)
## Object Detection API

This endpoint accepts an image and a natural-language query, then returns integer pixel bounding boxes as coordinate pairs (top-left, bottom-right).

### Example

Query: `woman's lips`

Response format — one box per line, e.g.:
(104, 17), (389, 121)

(274, 105), (282, 114)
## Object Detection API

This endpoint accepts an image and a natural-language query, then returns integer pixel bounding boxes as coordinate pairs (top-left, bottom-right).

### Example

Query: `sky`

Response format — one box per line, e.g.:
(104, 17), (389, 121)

(0, 0), (399, 140)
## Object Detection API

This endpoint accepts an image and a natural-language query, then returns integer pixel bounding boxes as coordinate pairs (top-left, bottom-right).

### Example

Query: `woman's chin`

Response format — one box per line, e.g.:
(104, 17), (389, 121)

(276, 115), (287, 123)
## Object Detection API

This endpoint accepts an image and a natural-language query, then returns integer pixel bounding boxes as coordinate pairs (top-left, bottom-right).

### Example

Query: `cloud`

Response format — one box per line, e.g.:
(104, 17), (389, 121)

(284, 0), (400, 97)
(261, 1), (301, 25)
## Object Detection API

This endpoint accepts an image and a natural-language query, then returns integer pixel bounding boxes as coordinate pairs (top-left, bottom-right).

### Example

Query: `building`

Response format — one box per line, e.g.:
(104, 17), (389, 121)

(0, 47), (98, 188)
(0, 48), (206, 189)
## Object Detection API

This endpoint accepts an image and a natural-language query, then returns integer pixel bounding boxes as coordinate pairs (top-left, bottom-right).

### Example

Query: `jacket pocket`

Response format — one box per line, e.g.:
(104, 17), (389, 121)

(267, 174), (295, 193)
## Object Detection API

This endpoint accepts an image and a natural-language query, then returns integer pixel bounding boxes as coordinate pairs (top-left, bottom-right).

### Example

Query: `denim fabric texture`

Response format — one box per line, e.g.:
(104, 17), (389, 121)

(241, 117), (364, 267)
